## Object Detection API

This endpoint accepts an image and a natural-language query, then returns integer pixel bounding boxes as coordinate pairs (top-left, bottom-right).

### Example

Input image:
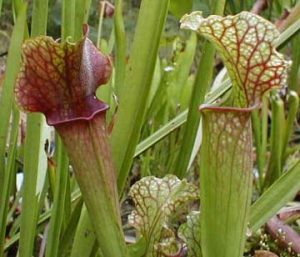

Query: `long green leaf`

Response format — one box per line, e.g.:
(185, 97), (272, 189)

(70, 207), (96, 257)
(4, 189), (82, 252)
(18, 1), (49, 256)
(111, 0), (170, 194)
(173, 0), (226, 178)
(169, 0), (193, 18)
(114, 0), (126, 93)
(45, 139), (69, 257)
(18, 115), (50, 257)
(44, 3), (74, 255)
(250, 160), (300, 232)
(74, 0), (92, 40)
(0, 2), (26, 200)
(30, 0), (48, 36)
(62, 0), (75, 40)
(58, 198), (83, 257)
(0, 109), (19, 257)
(0, 0), (3, 15)
(282, 91), (299, 160)
(288, 34), (300, 93)
(264, 95), (285, 188)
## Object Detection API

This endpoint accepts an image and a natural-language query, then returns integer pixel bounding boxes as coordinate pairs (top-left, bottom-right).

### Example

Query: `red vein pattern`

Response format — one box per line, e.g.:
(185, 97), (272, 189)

(15, 34), (112, 125)
(178, 211), (201, 257)
(14, 29), (127, 257)
(179, 11), (290, 257)
(129, 175), (198, 256)
(181, 11), (290, 107)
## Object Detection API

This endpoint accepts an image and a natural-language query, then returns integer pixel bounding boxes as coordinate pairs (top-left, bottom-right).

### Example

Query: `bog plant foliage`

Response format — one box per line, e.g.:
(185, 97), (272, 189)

(0, 1), (300, 257)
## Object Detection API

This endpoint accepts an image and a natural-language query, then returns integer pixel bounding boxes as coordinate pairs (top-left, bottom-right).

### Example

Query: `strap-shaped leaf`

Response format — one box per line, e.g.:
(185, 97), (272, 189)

(181, 11), (290, 107)
(128, 175), (198, 257)
(178, 211), (201, 257)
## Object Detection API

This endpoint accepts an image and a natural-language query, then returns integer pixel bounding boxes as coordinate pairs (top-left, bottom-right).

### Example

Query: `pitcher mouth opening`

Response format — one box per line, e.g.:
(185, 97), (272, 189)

(199, 103), (259, 113)
(46, 95), (109, 126)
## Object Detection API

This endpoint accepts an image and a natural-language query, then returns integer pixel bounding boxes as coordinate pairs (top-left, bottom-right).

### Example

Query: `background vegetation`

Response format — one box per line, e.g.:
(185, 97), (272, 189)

(1, 0), (300, 256)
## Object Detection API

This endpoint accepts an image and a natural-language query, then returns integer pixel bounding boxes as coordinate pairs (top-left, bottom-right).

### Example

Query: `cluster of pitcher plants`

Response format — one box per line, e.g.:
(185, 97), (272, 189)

(1, 0), (300, 257)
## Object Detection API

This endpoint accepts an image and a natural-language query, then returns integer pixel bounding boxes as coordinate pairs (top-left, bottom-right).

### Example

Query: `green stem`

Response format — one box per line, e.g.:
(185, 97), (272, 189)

(97, 1), (106, 48)
(174, 0), (226, 178)
(261, 95), (269, 179)
(56, 113), (128, 257)
(251, 109), (263, 191)
(264, 94), (285, 188)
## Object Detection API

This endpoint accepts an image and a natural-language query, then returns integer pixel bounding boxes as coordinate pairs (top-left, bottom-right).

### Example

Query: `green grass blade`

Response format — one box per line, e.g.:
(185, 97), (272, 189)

(5, 190), (82, 252)
(175, 34), (197, 108)
(0, 2), (27, 199)
(250, 160), (300, 232)
(282, 91), (299, 160)
(60, 0), (74, 241)
(274, 18), (300, 46)
(12, 0), (29, 37)
(62, 0), (75, 40)
(18, 1), (49, 256)
(114, 0), (126, 93)
(251, 94), (269, 190)
(18, 115), (50, 257)
(174, 0), (226, 178)
(74, 0), (92, 40)
(174, 42), (215, 177)
(96, 2), (105, 48)
(45, 139), (69, 257)
(261, 95), (269, 183)
(0, 109), (19, 257)
(251, 109), (263, 190)
(135, 110), (187, 157)
(58, 198), (83, 257)
(30, 0), (48, 36)
(111, 0), (170, 194)
(70, 206), (96, 257)
(288, 34), (300, 92)
(135, 79), (231, 157)
(264, 95), (285, 188)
